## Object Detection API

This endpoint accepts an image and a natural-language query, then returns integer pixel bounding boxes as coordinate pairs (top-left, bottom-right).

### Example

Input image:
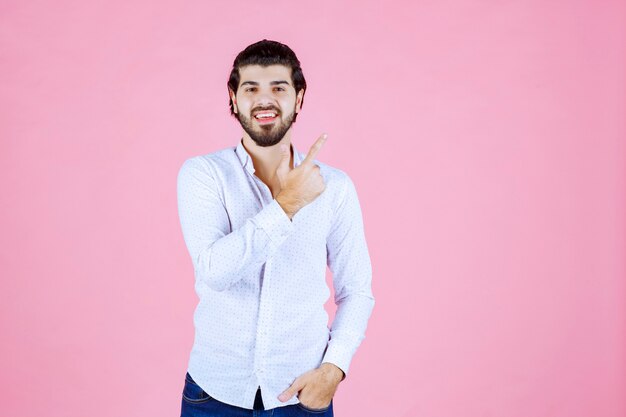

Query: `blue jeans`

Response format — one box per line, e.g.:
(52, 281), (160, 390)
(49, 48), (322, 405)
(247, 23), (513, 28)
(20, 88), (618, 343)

(180, 372), (334, 417)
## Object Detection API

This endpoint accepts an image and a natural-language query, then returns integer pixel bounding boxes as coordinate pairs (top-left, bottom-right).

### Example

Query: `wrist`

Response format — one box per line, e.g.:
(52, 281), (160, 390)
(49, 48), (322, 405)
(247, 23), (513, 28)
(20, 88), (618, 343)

(275, 192), (298, 219)
(320, 362), (345, 383)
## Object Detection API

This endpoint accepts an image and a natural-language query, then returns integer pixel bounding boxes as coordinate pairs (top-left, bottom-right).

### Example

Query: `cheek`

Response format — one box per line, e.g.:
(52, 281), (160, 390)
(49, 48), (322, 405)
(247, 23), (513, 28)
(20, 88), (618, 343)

(237, 101), (252, 115)
(281, 98), (297, 112)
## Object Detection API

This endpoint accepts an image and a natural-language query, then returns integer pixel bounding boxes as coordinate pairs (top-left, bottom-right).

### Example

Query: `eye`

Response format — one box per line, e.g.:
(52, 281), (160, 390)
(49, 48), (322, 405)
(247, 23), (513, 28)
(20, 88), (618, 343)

(274, 87), (285, 92)
(245, 87), (256, 92)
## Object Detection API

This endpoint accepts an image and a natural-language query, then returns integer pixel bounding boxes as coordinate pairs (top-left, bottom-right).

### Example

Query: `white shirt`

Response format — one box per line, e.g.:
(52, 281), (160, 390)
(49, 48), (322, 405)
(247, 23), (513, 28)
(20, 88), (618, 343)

(176, 139), (375, 410)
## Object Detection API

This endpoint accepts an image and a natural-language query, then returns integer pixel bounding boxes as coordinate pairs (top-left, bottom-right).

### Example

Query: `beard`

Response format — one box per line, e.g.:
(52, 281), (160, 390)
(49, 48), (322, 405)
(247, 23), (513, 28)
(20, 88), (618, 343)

(236, 105), (296, 147)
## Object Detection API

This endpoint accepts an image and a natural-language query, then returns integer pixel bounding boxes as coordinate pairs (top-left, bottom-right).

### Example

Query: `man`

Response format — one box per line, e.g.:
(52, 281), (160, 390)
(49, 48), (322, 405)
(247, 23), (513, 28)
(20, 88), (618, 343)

(177, 39), (374, 416)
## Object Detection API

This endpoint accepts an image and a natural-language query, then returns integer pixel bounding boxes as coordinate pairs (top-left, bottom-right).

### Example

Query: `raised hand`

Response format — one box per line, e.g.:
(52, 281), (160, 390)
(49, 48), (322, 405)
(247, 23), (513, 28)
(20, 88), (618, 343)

(275, 133), (328, 219)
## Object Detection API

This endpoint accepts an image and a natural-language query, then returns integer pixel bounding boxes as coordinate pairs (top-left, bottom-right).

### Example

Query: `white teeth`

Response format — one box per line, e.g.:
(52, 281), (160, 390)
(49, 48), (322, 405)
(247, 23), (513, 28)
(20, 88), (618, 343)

(255, 113), (276, 119)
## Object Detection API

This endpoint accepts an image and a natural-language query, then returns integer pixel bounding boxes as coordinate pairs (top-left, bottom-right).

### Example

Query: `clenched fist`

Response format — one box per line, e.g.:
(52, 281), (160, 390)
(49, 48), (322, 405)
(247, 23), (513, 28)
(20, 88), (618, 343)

(275, 133), (328, 219)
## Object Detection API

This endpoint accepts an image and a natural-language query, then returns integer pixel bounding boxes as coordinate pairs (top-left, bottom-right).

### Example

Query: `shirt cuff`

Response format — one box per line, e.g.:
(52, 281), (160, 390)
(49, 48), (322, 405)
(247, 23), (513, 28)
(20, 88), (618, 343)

(321, 343), (353, 380)
(251, 199), (294, 247)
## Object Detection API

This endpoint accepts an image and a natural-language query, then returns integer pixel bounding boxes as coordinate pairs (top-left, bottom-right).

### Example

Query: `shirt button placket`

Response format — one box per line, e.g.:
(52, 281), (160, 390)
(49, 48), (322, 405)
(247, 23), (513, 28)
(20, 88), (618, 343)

(255, 262), (271, 378)
(252, 176), (275, 380)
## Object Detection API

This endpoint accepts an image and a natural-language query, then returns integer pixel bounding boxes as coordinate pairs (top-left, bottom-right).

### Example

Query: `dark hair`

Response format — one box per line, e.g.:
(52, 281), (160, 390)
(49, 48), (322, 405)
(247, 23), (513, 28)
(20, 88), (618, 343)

(227, 39), (307, 122)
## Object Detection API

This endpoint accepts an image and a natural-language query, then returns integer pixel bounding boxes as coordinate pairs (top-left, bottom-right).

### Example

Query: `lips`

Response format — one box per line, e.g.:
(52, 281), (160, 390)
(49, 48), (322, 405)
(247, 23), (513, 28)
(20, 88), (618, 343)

(253, 110), (279, 124)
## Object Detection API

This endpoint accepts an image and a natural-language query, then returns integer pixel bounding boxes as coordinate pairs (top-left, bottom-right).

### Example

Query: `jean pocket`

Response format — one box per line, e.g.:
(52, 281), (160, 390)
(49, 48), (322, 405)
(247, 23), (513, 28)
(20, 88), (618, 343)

(296, 399), (332, 413)
(182, 372), (214, 404)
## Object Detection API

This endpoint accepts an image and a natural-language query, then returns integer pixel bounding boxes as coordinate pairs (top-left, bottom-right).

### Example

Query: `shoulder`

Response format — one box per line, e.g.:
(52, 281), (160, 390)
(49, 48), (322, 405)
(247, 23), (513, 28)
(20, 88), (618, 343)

(317, 160), (352, 188)
(295, 150), (351, 185)
(178, 146), (239, 179)
(297, 153), (359, 207)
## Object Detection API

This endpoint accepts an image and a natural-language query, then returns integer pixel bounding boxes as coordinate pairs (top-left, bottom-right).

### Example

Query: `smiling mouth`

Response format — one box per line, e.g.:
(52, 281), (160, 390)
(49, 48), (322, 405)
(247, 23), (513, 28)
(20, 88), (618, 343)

(254, 111), (278, 124)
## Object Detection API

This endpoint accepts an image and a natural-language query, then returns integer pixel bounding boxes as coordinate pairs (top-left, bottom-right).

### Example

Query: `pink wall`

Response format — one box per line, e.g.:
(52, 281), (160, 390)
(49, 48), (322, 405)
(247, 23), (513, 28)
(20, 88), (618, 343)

(1, 1), (624, 416)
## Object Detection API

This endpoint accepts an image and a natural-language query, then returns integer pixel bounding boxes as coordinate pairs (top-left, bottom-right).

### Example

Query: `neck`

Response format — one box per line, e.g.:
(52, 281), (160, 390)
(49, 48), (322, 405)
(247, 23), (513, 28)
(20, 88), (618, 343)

(241, 133), (293, 181)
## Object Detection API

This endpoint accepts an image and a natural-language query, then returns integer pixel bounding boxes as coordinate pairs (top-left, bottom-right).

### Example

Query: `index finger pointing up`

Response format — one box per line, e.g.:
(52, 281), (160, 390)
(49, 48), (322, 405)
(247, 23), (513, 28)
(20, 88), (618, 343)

(302, 133), (328, 166)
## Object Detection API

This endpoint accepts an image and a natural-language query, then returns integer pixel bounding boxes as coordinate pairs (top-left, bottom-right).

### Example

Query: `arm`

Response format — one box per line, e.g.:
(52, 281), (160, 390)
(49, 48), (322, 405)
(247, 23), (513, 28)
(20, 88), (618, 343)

(321, 174), (375, 380)
(177, 158), (294, 292)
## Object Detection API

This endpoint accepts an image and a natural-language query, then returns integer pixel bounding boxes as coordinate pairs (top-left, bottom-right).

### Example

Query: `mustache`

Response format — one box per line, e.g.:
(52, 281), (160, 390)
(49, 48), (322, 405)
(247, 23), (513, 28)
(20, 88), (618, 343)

(252, 106), (280, 114)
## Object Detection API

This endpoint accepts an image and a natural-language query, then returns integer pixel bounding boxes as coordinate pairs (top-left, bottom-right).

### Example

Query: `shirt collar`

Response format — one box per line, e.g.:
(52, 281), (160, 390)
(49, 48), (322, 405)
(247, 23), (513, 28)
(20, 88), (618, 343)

(235, 139), (303, 174)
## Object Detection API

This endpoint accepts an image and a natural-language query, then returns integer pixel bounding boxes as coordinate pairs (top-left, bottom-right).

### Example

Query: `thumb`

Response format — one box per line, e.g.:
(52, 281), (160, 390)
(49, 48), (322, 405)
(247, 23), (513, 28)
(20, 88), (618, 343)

(276, 144), (291, 180)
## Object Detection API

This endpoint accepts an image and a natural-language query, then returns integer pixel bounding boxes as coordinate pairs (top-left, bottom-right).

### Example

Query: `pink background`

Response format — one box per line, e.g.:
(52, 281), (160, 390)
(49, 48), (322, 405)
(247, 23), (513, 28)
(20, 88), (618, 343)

(1, 1), (624, 416)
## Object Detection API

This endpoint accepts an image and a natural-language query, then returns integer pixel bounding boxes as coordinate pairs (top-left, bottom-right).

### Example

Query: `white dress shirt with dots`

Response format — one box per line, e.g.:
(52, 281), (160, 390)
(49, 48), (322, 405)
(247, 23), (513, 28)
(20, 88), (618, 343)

(176, 138), (375, 410)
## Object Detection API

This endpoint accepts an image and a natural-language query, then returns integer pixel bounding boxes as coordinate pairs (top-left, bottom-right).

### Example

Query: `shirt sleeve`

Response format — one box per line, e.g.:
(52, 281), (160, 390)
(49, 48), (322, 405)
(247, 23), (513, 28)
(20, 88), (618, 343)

(177, 158), (294, 292)
(321, 173), (375, 379)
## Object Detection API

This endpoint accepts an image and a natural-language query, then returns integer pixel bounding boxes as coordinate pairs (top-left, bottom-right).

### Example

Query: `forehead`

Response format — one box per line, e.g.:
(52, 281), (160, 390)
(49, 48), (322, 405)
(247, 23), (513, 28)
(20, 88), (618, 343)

(238, 64), (293, 86)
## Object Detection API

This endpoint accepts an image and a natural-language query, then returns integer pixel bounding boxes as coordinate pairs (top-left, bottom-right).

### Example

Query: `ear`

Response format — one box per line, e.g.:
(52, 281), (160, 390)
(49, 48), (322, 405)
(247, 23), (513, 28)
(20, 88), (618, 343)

(229, 88), (238, 114)
(295, 89), (304, 113)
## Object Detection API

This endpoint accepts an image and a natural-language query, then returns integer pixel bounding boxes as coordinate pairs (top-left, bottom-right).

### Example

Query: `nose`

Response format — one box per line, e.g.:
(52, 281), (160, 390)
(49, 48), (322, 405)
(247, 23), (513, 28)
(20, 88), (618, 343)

(255, 89), (276, 107)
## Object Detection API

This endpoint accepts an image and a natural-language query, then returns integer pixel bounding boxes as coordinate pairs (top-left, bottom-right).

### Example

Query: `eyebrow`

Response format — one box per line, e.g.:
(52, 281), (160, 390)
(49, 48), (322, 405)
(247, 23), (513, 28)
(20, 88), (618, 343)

(240, 80), (291, 87)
